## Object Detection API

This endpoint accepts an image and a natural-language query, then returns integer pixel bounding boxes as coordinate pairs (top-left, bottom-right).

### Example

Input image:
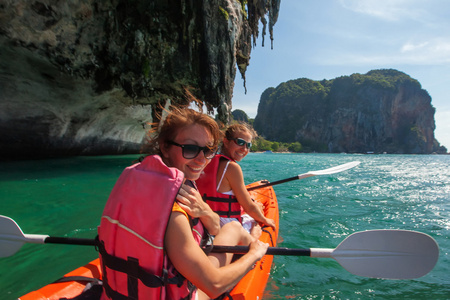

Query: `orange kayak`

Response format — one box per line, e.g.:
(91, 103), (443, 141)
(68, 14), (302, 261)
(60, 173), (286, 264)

(228, 181), (279, 299)
(19, 181), (279, 300)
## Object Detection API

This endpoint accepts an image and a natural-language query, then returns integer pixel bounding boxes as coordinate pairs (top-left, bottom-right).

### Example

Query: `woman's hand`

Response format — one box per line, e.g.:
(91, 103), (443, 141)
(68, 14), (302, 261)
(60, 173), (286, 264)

(248, 240), (269, 260)
(176, 183), (208, 218)
(177, 183), (220, 235)
(263, 218), (276, 231)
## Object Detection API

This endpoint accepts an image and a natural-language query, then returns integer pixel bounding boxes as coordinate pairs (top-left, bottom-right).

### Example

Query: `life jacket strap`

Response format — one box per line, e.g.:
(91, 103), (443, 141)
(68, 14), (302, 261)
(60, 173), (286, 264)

(97, 239), (186, 299)
(203, 195), (238, 204)
(203, 195), (241, 219)
(52, 276), (102, 285)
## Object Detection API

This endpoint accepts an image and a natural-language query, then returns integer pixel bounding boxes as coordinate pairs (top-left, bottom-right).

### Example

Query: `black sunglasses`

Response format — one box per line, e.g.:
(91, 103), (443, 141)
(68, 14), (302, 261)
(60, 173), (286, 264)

(168, 141), (217, 159)
(229, 137), (252, 149)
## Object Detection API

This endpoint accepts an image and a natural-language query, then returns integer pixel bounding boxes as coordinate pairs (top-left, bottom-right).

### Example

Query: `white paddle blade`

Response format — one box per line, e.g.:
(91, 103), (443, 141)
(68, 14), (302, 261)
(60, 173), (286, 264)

(0, 215), (48, 257)
(332, 230), (439, 279)
(308, 161), (361, 176)
(0, 237), (24, 258)
(0, 215), (27, 257)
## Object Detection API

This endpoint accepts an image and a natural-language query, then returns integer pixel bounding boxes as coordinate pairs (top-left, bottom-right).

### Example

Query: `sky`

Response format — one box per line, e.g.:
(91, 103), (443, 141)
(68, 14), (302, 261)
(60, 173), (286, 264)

(231, 0), (450, 150)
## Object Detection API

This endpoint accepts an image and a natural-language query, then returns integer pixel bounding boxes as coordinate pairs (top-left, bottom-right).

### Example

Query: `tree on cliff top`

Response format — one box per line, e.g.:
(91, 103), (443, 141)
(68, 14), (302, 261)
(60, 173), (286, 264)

(232, 109), (250, 123)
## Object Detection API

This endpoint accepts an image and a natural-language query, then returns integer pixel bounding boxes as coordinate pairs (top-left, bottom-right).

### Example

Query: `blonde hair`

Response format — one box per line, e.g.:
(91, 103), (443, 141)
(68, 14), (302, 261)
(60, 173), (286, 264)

(224, 122), (258, 141)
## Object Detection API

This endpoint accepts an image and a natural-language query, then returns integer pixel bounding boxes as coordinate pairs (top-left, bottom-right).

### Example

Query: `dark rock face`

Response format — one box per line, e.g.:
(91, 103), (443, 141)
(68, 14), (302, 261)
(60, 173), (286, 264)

(254, 70), (444, 154)
(0, 0), (280, 159)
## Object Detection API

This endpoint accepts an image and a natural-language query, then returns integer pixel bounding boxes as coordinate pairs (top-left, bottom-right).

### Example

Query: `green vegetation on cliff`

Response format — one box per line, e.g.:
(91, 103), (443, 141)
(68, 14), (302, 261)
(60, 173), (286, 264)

(251, 137), (303, 153)
(231, 109), (250, 123)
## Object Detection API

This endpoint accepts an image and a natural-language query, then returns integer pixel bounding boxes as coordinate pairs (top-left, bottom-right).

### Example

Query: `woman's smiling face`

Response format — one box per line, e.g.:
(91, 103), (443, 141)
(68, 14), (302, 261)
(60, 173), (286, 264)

(161, 124), (214, 180)
(223, 130), (252, 162)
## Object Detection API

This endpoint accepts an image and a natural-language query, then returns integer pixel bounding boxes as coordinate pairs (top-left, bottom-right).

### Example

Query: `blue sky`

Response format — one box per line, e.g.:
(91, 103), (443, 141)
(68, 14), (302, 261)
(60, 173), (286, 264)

(232, 0), (450, 149)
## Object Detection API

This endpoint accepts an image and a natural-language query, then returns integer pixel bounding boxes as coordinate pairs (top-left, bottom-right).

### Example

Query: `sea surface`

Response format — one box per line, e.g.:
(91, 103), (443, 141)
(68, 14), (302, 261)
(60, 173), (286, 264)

(0, 153), (449, 299)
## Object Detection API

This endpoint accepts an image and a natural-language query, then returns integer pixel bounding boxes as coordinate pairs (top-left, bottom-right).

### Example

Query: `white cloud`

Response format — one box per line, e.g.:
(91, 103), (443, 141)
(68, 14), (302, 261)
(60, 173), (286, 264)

(338, 0), (438, 24)
(306, 36), (450, 66)
(401, 41), (429, 52)
(339, 0), (408, 21)
(400, 39), (450, 63)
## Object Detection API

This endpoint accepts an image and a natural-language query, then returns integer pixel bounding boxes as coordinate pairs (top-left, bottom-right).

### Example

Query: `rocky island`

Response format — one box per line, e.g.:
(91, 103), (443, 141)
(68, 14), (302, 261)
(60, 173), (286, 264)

(254, 69), (446, 154)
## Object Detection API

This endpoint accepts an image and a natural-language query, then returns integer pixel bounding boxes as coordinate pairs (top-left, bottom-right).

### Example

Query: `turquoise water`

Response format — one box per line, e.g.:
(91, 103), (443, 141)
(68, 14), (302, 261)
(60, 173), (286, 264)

(1, 153), (449, 299)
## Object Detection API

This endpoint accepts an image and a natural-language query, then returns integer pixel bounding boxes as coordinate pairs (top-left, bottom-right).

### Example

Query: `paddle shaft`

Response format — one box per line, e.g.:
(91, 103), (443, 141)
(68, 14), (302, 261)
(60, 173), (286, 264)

(21, 237), (313, 256)
(247, 174), (314, 191)
(18, 234), (314, 256)
(246, 161), (360, 191)
(210, 245), (311, 256)
(44, 236), (98, 246)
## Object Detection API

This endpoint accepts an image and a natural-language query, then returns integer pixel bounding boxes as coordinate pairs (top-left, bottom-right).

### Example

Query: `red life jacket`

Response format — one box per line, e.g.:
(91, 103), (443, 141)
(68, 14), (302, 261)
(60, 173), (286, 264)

(98, 155), (205, 300)
(196, 154), (242, 222)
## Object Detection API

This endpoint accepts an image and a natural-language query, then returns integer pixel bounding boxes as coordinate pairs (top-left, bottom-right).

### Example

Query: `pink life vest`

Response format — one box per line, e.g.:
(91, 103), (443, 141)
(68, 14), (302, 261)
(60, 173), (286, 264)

(98, 155), (205, 300)
(196, 154), (242, 222)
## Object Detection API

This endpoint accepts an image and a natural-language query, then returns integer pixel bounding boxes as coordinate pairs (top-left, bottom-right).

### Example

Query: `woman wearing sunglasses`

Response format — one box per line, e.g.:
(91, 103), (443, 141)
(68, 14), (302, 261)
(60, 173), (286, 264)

(196, 123), (276, 232)
(98, 106), (268, 300)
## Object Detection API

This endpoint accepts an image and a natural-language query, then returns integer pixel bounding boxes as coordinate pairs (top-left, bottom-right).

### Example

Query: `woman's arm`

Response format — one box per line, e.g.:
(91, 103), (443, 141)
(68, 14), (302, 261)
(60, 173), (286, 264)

(177, 183), (220, 235)
(165, 211), (268, 299)
(225, 162), (276, 230)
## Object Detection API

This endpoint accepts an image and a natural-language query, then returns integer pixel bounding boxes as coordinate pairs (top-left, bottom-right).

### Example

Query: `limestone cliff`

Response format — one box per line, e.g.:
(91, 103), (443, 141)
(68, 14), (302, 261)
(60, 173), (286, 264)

(0, 0), (280, 159)
(254, 69), (445, 154)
